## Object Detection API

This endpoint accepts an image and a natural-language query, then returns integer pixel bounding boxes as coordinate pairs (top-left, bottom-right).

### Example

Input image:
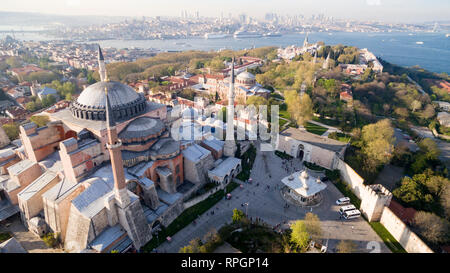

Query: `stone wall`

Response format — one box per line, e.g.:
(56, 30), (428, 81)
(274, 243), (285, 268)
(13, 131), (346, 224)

(380, 207), (433, 253)
(183, 152), (215, 184)
(20, 122), (66, 162)
(332, 157), (433, 253)
(183, 183), (224, 210)
(18, 172), (61, 222)
(64, 207), (91, 252)
(59, 138), (107, 182)
(332, 157), (366, 199)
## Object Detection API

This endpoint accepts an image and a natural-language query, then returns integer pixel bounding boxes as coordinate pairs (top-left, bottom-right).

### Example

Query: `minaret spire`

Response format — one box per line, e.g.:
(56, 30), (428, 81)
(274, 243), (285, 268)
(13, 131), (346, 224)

(303, 32), (309, 48)
(98, 46), (107, 82)
(224, 57), (237, 157)
(105, 86), (130, 207)
(323, 50), (331, 69)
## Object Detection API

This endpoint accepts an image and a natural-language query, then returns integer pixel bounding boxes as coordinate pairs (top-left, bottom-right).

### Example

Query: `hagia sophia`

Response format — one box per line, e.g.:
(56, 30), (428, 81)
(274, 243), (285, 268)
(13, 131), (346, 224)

(0, 47), (242, 253)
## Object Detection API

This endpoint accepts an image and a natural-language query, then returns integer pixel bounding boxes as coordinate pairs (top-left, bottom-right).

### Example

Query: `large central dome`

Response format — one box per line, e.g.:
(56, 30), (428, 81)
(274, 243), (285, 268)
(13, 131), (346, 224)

(70, 81), (147, 122)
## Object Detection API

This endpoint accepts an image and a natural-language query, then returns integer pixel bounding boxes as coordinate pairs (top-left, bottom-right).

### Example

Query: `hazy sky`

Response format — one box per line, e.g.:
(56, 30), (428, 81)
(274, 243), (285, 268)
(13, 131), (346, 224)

(1, 0), (449, 22)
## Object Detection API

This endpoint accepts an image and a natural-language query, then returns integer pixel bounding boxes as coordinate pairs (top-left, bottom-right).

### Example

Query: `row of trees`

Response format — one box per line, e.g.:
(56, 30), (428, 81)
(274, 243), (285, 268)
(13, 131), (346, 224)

(44, 80), (77, 101)
(25, 95), (56, 112)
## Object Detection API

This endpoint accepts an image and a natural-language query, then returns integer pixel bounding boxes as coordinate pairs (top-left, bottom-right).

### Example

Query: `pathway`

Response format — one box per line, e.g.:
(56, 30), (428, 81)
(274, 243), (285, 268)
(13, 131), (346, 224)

(308, 120), (342, 137)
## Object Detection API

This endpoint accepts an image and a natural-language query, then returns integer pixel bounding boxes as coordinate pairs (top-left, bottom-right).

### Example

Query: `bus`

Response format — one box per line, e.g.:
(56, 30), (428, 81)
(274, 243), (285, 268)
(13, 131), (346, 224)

(339, 205), (357, 215)
(343, 209), (361, 219)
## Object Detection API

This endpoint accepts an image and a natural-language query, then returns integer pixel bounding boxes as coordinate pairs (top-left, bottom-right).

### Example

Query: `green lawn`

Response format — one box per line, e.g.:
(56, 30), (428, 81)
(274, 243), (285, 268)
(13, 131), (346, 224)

(369, 222), (407, 253)
(328, 132), (352, 143)
(312, 116), (340, 127)
(304, 161), (326, 171)
(0, 232), (12, 243)
(304, 122), (328, 136)
(274, 150), (293, 160)
(279, 110), (291, 120)
(279, 119), (288, 128)
(236, 144), (257, 181)
(142, 181), (240, 252)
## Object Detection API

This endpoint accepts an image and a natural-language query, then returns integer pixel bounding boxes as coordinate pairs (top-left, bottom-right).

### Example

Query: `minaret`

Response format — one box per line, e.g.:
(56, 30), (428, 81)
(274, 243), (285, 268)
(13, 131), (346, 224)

(303, 32), (309, 48)
(223, 58), (237, 157)
(323, 50), (331, 69)
(105, 86), (130, 208)
(98, 46), (107, 82)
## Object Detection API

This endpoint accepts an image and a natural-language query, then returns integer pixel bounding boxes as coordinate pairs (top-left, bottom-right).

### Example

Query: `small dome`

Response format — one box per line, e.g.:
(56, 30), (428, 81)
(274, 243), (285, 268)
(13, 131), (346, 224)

(237, 71), (255, 81)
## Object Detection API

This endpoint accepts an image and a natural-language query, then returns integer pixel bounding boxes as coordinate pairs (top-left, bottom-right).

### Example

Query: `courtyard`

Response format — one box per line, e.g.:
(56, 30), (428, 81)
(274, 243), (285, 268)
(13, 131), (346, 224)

(156, 141), (391, 253)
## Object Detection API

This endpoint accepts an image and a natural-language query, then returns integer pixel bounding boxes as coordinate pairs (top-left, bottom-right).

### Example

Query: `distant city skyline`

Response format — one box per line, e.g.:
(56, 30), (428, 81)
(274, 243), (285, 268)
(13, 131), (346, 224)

(0, 0), (449, 23)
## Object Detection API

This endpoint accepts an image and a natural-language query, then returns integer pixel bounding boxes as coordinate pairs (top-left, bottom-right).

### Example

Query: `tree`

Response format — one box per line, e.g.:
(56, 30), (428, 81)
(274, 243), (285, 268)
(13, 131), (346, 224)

(395, 107), (409, 119)
(411, 100), (422, 112)
(290, 220), (310, 251)
(179, 238), (202, 253)
(418, 138), (440, 161)
(303, 213), (322, 241)
(246, 96), (268, 108)
(30, 115), (50, 128)
(25, 71), (58, 83)
(208, 57), (225, 72)
(41, 94), (56, 108)
(2, 123), (20, 140)
(421, 104), (435, 119)
(25, 101), (38, 112)
(441, 185), (450, 220)
(336, 240), (357, 253)
(232, 208), (246, 223)
(413, 211), (449, 244)
(361, 68), (374, 82)
(285, 90), (313, 126)
(361, 119), (395, 168)
(5, 56), (22, 68)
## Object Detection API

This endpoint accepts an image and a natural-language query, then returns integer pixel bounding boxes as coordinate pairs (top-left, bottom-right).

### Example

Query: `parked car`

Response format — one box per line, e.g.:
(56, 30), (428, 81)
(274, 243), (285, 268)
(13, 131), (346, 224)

(336, 197), (351, 205)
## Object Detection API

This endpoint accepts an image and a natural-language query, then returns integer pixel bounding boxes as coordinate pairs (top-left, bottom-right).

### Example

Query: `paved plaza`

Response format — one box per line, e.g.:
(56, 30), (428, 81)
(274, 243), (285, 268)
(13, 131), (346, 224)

(156, 142), (390, 253)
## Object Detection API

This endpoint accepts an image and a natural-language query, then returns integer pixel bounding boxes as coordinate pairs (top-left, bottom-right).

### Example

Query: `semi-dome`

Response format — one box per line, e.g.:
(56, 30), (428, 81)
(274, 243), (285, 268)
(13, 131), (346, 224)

(70, 81), (147, 122)
(118, 116), (165, 142)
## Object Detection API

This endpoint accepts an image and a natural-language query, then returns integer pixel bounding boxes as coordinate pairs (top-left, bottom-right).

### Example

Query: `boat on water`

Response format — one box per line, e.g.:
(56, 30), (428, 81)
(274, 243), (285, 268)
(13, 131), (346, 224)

(204, 33), (230, 39)
(263, 32), (282, 37)
(233, 30), (262, 39)
(416, 41), (424, 45)
(446, 33), (450, 38)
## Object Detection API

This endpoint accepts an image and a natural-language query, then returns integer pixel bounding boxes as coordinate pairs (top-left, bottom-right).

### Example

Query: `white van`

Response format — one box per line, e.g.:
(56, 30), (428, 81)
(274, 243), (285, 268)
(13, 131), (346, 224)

(343, 209), (361, 219)
(339, 205), (357, 215)
(336, 197), (351, 205)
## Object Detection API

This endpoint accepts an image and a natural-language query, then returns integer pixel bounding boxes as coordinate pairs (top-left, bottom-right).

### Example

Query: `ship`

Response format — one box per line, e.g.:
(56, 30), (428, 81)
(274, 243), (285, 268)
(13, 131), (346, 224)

(446, 33), (450, 38)
(204, 33), (230, 39)
(263, 32), (282, 37)
(233, 30), (262, 39)
(416, 41), (424, 45)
